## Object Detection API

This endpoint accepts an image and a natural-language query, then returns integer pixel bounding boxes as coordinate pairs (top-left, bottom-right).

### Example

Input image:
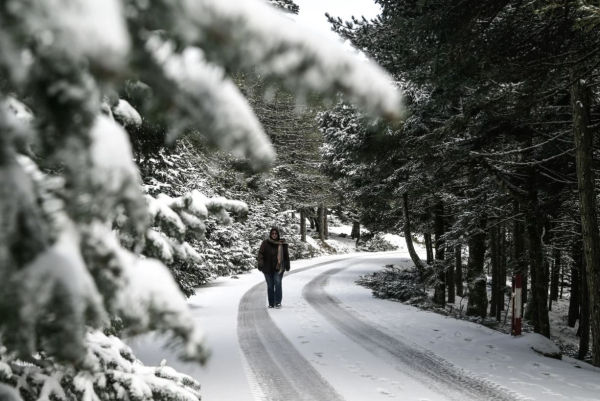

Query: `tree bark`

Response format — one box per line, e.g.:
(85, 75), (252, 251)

(402, 193), (426, 273)
(351, 221), (359, 239)
(433, 201), (446, 305)
(551, 248), (561, 303)
(466, 215), (488, 318)
(324, 206), (328, 240)
(318, 204), (325, 241)
(300, 209), (307, 242)
(568, 238), (582, 328)
(492, 224), (503, 321)
(578, 256), (590, 360)
(524, 204), (550, 338)
(500, 223), (507, 312)
(490, 224), (499, 318)
(424, 233), (434, 265)
(455, 245), (463, 297)
(512, 202), (526, 310)
(571, 71), (600, 366)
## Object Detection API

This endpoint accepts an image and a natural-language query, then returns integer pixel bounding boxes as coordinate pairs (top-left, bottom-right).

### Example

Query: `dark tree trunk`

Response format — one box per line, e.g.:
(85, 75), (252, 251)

(310, 215), (315, 230)
(571, 71), (600, 366)
(433, 201), (446, 305)
(455, 245), (463, 297)
(500, 223), (507, 312)
(300, 209), (307, 242)
(560, 254), (565, 300)
(568, 239), (582, 328)
(424, 233), (434, 265)
(467, 216), (488, 318)
(324, 206), (328, 240)
(578, 257), (590, 360)
(351, 221), (360, 239)
(490, 224), (499, 318)
(513, 202), (526, 309)
(318, 204), (324, 241)
(402, 193), (426, 273)
(524, 205), (550, 338)
(551, 248), (561, 303)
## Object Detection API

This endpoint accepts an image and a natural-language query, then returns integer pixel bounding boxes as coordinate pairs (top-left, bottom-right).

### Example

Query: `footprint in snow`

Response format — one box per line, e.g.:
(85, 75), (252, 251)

(314, 352), (324, 358)
(301, 341), (310, 344)
(376, 388), (395, 397)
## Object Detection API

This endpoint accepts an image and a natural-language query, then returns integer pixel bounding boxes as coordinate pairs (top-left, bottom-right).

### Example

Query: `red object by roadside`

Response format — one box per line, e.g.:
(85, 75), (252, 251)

(512, 273), (523, 336)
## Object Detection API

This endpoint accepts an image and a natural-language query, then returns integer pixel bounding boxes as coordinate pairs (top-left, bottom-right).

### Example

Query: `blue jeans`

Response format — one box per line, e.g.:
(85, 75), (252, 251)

(264, 271), (284, 305)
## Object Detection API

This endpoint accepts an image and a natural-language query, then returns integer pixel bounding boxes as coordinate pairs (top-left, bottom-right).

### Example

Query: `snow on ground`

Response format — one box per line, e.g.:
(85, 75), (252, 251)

(325, 257), (600, 401)
(129, 239), (600, 401)
(128, 252), (360, 401)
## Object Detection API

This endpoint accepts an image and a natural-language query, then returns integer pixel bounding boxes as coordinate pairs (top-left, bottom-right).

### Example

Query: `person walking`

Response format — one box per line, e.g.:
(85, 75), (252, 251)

(257, 227), (290, 309)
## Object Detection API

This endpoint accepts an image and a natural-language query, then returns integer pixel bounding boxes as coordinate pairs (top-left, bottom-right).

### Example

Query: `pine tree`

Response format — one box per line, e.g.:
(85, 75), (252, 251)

(0, 0), (402, 399)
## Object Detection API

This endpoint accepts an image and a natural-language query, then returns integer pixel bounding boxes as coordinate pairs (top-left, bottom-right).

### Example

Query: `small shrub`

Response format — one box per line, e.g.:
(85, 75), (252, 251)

(356, 267), (426, 303)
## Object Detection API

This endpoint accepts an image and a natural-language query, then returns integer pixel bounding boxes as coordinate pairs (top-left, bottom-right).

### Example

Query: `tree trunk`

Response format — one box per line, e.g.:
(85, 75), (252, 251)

(455, 245), (463, 297)
(500, 223), (507, 312)
(424, 233), (434, 265)
(310, 215), (315, 230)
(560, 254), (564, 300)
(300, 209), (307, 242)
(402, 193), (426, 273)
(571, 71), (600, 366)
(578, 256), (590, 360)
(490, 224), (499, 318)
(323, 206), (328, 240)
(524, 204), (550, 338)
(433, 201), (446, 305)
(568, 238), (582, 328)
(513, 202), (526, 310)
(318, 204), (325, 241)
(351, 221), (360, 244)
(551, 248), (561, 303)
(467, 215), (488, 318)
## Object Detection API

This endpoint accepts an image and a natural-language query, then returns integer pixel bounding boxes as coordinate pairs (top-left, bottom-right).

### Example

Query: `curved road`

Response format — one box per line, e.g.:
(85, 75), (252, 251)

(237, 259), (349, 401)
(237, 255), (526, 401)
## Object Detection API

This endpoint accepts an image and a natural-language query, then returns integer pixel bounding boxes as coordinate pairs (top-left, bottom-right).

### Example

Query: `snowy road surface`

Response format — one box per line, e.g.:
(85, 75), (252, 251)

(129, 252), (600, 401)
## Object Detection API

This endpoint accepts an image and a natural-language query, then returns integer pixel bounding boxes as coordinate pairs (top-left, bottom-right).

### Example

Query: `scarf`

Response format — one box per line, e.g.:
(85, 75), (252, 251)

(267, 238), (286, 273)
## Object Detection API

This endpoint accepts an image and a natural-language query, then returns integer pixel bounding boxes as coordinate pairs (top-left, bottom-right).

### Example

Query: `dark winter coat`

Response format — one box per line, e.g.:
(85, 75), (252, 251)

(257, 230), (291, 274)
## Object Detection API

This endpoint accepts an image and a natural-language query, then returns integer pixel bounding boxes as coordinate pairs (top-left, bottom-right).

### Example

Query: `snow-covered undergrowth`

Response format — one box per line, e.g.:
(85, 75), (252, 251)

(140, 144), (366, 294)
(356, 265), (427, 303)
(359, 255), (594, 363)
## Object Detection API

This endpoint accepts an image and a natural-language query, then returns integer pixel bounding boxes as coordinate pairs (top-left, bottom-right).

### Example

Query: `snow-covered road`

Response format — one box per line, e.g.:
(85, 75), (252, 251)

(129, 252), (600, 401)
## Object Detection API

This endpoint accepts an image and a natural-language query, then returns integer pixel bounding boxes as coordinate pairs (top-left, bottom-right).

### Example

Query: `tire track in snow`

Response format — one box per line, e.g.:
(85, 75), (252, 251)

(303, 267), (529, 401)
(237, 258), (351, 401)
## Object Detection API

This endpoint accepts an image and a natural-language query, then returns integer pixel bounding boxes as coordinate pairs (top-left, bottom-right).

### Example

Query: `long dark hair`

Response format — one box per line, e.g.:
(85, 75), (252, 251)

(269, 227), (281, 240)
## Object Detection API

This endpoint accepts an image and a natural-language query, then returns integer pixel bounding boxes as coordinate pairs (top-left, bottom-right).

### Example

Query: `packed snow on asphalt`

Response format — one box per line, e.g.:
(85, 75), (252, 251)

(128, 246), (600, 401)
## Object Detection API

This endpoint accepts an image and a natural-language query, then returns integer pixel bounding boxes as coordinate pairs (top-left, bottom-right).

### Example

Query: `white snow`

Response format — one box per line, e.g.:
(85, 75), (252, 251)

(129, 242), (600, 401)
(27, 0), (130, 71)
(147, 38), (276, 170)
(113, 99), (142, 127)
(172, 0), (404, 121)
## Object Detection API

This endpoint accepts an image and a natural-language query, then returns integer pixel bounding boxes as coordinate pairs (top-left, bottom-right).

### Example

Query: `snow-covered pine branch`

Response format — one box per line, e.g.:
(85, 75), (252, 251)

(0, 331), (202, 401)
(129, 0), (404, 121)
(267, 0), (300, 14)
(0, 0), (404, 398)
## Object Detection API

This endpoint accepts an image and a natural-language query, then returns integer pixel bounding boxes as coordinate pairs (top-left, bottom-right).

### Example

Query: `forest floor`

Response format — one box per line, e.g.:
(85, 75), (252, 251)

(128, 244), (600, 401)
